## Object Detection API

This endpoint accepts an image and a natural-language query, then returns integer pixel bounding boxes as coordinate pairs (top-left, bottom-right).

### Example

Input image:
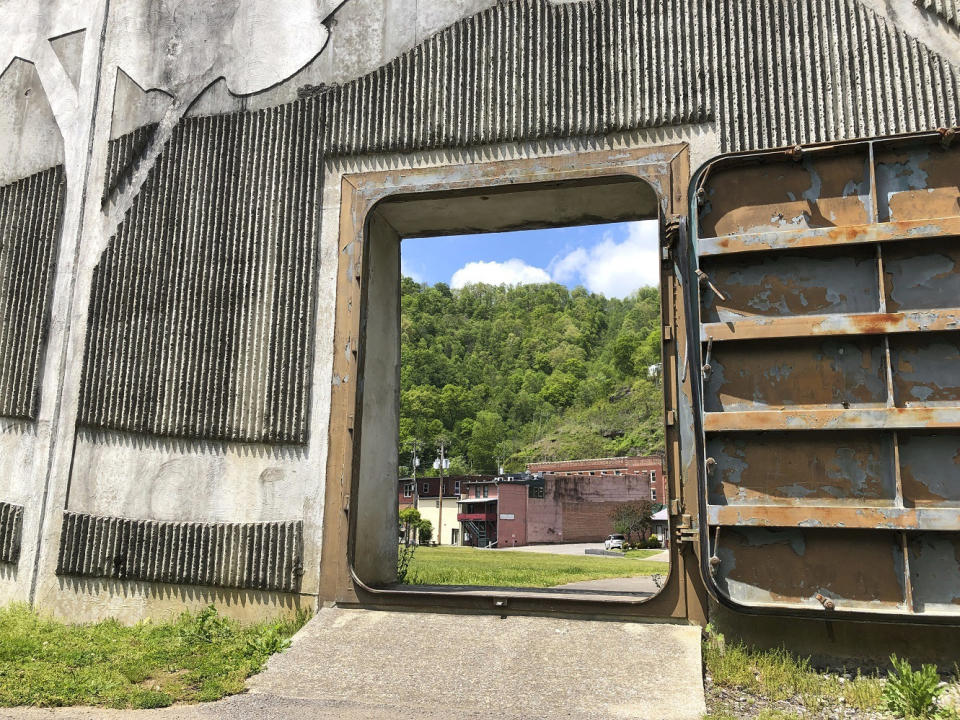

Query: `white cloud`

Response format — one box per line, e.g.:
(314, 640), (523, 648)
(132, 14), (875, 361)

(400, 259), (424, 282)
(548, 221), (659, 298)
(451, 259), (552, 289)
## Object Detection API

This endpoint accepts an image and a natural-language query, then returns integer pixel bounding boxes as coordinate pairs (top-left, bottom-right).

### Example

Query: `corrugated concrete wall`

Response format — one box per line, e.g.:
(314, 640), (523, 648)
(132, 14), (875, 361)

(916, 0), (960, 29)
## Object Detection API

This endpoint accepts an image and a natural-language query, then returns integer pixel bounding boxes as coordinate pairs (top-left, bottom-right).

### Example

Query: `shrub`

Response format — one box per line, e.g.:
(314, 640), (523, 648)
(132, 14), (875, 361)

(883, 655), (944, 719)
(418, 519), (434, 545)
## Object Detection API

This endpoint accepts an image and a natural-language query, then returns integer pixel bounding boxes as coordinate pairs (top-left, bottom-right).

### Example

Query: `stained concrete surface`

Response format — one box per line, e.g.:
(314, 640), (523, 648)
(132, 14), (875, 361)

(1, 607), (706, 720)
(552, 575), (664, 595)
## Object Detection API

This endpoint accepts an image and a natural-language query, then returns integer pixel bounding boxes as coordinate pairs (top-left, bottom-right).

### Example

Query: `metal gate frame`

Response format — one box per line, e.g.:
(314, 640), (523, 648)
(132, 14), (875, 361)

(319, 144), (710, 623)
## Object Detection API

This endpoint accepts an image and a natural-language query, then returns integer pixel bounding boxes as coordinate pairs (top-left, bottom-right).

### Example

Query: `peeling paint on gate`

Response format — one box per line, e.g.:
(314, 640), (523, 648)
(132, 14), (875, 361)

(688, 130), (960, 619)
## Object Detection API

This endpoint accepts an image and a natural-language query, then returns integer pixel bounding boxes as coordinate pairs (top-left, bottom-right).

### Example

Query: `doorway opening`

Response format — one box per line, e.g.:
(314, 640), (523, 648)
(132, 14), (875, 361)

(396, 220), (669, 599)
(322, 145), (703, 621)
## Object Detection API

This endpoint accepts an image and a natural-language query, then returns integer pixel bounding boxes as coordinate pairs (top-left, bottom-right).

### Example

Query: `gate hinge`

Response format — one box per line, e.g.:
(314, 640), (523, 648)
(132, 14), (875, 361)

(662, 215), (683, 260)
(674, 513), (699, 545)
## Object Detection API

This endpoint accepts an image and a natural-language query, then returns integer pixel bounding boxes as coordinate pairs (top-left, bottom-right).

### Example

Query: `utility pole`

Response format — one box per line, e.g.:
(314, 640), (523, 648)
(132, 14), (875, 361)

(437, 437), (446, 546)
(410, 439), (421, 510)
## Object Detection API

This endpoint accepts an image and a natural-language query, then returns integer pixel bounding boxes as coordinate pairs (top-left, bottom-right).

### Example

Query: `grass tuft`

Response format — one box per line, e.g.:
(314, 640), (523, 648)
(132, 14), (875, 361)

(0, 603), (309, 709)
(703, 625), (885, 715)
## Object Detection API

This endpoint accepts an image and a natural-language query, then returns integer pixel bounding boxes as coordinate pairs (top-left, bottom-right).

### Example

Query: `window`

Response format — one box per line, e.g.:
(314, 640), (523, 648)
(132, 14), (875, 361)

(403, 484), (413, 498)
(482, 485), (489, 498)
(650, 488), (657, 502)
(423, 482), (429, 494)
(454, 481), (461, 494)
(529, 484), (544, 499)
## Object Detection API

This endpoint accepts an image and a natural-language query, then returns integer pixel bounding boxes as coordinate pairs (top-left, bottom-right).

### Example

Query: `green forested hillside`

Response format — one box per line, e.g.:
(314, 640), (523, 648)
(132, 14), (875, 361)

(399, 278), (664, 475)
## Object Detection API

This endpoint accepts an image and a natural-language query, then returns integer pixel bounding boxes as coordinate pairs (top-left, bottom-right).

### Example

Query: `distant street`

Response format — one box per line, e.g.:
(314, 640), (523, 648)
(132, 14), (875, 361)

(494, 542), (669, 563)
(494, 541), (607, 555)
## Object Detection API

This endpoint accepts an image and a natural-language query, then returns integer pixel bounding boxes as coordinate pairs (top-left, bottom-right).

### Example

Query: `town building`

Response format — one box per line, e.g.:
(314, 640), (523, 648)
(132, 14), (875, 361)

(651, 508), (670, 548)
(527, 456), (666, 505)
(458, 473), (654, 548)
(399, 475), (491, 546)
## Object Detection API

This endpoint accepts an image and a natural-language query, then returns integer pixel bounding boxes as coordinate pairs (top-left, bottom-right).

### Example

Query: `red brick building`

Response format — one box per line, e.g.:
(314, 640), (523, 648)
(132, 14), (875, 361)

(526, 455), (666, 505)
(458, 473), (654, 548)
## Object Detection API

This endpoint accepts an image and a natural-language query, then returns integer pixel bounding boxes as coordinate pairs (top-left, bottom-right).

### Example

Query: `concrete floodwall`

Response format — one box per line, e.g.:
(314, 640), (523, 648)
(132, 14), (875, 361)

(0, 0), (957, 634)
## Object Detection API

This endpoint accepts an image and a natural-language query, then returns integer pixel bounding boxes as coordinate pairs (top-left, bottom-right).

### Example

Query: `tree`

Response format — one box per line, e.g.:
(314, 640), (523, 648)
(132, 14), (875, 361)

(399, 508), (422, 546)
(611, 331), (642, 376)
(399, 280), (666, 465)
(609, 501), (655, 545)
(468, 410), (504, 472)
(540, 371), (579, 408)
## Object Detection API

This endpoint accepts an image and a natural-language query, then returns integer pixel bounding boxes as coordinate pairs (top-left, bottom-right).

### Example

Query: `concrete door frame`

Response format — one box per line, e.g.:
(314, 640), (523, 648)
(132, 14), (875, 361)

(319, 144), (709, 624)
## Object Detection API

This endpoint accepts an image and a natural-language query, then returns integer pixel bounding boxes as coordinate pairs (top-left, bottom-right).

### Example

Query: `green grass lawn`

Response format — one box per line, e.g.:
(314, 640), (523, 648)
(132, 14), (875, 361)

(0, 604), (307, 709)
(404, 546), (666, 587)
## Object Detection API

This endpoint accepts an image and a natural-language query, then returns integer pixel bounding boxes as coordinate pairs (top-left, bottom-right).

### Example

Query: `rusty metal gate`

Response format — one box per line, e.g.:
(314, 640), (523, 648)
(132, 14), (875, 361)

(683, 129), (960, 620)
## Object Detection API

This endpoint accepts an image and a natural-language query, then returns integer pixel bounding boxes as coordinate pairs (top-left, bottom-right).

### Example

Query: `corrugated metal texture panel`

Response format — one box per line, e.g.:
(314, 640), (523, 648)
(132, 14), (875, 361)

(0, 166), (65, 420)
(714, 0), (960, 152)
(318, 0), (714, 156)
(0, 502), (23, 565)
(79, 100), (323, 444)
(915, 0), (960, 29)
(56, 511), (304, 592)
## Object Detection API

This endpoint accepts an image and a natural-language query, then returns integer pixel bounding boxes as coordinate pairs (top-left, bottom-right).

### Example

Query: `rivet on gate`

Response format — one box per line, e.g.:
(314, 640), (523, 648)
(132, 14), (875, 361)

(789, 144), (803, 161)
(705, 457), (717, 476)
(938, 126), (958, 149)
(816, 593), (835, 611)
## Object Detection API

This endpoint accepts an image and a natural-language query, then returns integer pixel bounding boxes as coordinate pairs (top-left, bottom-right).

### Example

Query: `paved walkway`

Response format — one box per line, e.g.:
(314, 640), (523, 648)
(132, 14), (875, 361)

(4, 607), (706, 720)
(495, 541), (607, 555)
(552, 574), (664, 595)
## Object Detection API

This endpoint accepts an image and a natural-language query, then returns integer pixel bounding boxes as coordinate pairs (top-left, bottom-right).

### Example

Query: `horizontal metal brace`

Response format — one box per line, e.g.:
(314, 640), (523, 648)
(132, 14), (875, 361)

(704, 406), (960, 432)
(701, 308), (960, 342)
(697, 215), (960, 257)
(708, 504), (960, 532)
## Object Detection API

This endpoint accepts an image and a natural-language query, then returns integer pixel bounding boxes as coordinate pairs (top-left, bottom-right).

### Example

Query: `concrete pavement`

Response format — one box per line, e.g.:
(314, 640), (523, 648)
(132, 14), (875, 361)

(495, 541), (609, 555)
(2, 607), (706, 720)
(552, 574), (665, 595)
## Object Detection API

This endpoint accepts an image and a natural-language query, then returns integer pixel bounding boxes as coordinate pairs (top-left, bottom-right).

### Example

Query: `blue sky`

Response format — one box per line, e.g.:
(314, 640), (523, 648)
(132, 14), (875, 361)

(401, 220), (659, 299)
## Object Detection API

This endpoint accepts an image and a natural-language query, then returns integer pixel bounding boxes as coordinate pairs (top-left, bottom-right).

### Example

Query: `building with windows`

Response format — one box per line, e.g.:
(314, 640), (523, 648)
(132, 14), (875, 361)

(458, 473), (655, 548)
(398, 475), (491, 545)
(526, 456), (665, 505)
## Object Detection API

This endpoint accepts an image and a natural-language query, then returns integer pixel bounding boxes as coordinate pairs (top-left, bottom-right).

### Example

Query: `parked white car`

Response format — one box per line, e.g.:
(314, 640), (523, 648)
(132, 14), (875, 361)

(604, 534), (625, 550)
